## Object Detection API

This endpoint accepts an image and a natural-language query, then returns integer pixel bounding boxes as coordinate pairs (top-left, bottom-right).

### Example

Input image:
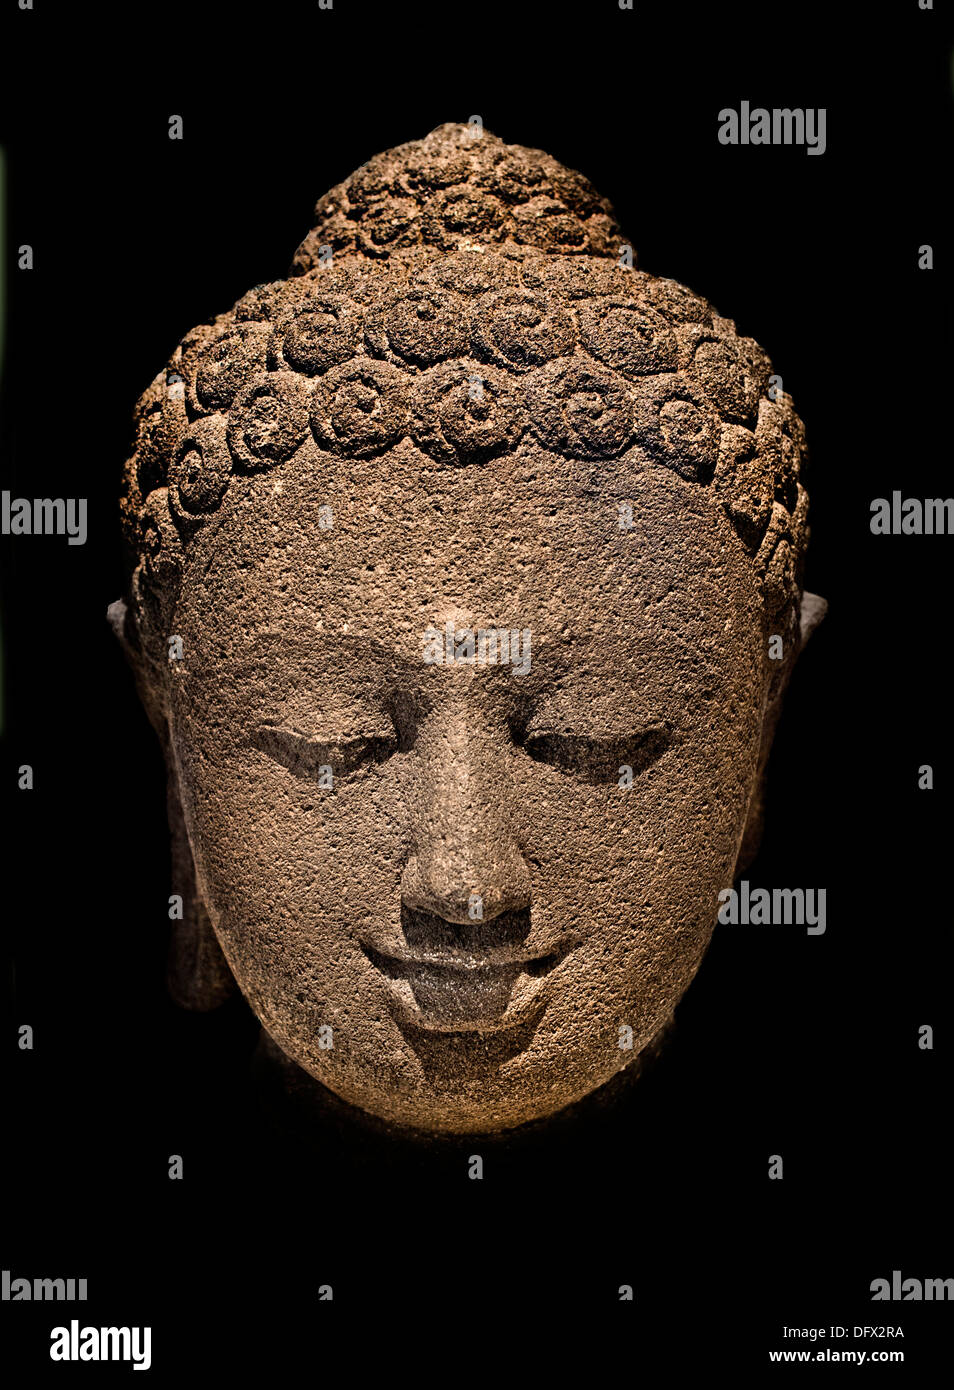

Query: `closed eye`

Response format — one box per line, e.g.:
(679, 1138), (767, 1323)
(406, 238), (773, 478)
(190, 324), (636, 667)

(252, 725), (399, 780)
(520, 724), (672, 783)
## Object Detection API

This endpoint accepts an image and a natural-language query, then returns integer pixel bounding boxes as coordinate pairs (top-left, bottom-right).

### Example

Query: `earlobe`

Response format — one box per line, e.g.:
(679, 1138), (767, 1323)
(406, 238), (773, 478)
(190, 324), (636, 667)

(736, 590), (827, 873)
(107, 596), (132, 652)
(165, 758), (237, 1010)
(109, 597), (236, 1010)
(107, 596), (168, 738)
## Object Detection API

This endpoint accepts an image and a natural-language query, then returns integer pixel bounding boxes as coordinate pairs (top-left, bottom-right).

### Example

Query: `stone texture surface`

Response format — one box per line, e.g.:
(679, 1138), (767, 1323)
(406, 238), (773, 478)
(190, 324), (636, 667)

(115, 123), (815, 1133)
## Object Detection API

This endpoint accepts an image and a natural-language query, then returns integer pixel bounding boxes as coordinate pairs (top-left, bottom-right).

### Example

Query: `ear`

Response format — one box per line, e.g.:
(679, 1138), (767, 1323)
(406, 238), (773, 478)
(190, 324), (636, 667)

(164, 755), (237, 1011)
(107, 597), (167, 737)
(109, 597), (237, 1010)
(799, 591), (828, 648)
(736, 592), (827, 873)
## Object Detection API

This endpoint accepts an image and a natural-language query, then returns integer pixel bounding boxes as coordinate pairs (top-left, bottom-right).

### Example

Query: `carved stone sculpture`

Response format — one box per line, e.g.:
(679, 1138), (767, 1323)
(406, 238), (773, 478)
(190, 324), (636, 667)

(112, 123), (821, 1133)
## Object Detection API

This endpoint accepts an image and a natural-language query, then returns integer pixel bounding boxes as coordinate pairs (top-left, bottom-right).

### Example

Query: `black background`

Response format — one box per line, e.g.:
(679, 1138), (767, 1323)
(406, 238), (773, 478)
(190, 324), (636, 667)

(2, 0), (952, 1375)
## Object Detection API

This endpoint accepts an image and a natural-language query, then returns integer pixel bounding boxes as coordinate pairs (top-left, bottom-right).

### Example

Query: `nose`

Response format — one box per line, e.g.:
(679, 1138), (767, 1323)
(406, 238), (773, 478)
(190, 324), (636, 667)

(401, 708), (532, 925)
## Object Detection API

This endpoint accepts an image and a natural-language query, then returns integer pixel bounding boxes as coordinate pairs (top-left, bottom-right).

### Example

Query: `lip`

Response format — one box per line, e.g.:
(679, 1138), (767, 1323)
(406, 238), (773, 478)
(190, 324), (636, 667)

(362, 937), (575, 971)
(361, 935), (577, 1032)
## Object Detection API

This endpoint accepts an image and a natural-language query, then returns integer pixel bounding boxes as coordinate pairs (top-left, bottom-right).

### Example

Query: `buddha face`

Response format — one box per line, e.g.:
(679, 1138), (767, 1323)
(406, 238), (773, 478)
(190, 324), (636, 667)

(166, 442), (767, 1131)
(118, 123), (813, 1133)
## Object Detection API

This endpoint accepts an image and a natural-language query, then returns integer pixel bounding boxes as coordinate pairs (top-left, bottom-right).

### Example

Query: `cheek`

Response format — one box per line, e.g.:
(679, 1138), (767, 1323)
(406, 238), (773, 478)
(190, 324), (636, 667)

(172, 737), (416, 1089)
(176, 737), (410, 945)
(514, 706), (759, 886)
(509, 711), (761, 1028)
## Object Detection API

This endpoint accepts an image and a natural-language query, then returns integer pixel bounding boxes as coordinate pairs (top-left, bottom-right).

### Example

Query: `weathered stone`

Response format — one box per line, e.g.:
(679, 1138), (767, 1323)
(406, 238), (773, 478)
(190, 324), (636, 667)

(113, 123), (821, 1134)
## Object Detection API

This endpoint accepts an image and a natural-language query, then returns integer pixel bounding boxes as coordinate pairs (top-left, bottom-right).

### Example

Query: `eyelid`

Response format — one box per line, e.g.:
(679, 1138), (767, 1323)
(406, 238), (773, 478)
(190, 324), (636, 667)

(522, 719), (670, 742)
(519, 722), (673, 782)
(252, 723), (398, 779)
(260, 722), (395, 745)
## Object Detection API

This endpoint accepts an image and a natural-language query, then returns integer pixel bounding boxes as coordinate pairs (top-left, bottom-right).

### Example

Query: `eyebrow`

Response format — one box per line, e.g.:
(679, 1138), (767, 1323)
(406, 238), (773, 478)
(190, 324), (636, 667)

(219, 621), (725, 695)
(226, 629), (423, 683)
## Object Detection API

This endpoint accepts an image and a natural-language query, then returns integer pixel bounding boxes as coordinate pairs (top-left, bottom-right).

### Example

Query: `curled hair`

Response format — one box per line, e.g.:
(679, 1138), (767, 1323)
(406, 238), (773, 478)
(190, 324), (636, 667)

(119, 123), (809, 686)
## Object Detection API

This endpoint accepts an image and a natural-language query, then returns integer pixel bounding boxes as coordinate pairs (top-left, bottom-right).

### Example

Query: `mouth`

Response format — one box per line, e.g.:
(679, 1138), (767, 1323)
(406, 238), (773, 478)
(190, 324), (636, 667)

(361, 906), (577, 1032)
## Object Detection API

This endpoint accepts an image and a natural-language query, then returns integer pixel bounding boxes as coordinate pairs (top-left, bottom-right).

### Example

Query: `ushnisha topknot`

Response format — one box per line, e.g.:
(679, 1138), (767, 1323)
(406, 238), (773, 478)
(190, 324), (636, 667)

(290, 120), (624, 266)
(119, 122), (809, 680)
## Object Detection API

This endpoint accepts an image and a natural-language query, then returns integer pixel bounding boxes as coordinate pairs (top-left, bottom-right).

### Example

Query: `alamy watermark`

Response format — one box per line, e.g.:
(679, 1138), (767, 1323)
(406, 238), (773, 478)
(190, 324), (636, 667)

(870, 1271), (953, 1301)
(717, 881), (827, 935)
(3, 1269), (87, 1300)
(423, 622), (532, 676)
(718, 102), (827, 156)
(49, 1322), (151, 1370)
(870, 493), (954, 535)
(2, 491), (87, 545)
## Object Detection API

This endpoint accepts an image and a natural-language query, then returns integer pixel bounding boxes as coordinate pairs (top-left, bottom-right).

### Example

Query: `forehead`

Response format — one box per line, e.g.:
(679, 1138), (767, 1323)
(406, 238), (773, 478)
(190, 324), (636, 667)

(179, 443), (762, 681)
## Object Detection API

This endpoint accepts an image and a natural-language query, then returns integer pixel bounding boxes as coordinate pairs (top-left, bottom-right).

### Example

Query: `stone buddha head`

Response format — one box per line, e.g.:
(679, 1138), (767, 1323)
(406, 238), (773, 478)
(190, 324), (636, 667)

(112, 122), (821, 1133)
